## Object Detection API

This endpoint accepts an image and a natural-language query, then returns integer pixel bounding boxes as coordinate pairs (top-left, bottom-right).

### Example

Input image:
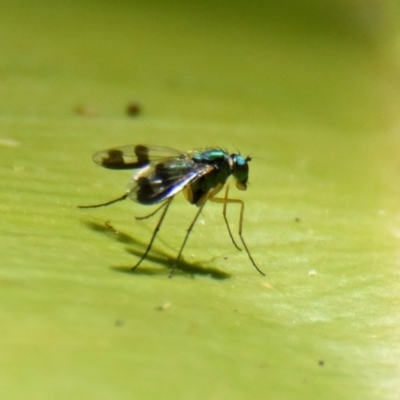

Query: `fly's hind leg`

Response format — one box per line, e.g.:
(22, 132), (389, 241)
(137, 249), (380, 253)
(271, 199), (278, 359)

(78, 193), (129, 209)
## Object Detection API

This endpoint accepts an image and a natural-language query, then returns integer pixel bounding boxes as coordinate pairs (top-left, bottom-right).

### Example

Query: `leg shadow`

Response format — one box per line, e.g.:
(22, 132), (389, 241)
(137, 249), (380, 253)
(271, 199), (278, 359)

(80, 220), (231, 280)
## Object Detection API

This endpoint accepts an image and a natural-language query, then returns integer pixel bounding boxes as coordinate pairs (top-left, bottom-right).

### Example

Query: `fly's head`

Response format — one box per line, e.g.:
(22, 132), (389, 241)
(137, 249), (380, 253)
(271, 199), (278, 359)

(231, 154), (251, 191)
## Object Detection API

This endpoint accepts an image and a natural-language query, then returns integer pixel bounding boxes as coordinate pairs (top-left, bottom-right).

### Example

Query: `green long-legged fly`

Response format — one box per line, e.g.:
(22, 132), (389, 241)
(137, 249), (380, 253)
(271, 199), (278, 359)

(78, 144), (264, 276)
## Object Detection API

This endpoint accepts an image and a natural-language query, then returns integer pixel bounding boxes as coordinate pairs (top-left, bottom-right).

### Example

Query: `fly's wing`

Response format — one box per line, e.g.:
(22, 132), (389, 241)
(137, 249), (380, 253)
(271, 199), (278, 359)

(92, 145), (184, 170)
(128, 158), (214, 205)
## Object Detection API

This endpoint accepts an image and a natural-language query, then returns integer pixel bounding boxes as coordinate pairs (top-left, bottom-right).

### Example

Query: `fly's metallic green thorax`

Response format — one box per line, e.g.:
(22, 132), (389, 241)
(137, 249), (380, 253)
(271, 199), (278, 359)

(189, 149), (232, 205)
(79, 144), (264, 276)
(187, 149), (251, 204)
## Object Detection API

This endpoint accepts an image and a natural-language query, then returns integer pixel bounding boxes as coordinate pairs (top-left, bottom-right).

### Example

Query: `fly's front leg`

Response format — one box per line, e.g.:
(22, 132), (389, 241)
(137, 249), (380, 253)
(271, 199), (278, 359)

(221, 184), (241, 251)
(209, 196), (265, 276)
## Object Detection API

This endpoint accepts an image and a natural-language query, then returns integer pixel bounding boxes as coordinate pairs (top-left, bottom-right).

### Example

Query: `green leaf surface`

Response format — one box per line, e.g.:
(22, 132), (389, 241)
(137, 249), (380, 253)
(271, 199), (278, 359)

(1, 1), (400, 399)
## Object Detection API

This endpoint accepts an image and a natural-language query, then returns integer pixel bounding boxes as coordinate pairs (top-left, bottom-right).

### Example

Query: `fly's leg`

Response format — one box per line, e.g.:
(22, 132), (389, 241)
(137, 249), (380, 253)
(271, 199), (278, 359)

(209, 196), (265, 276)
(132, 197), (173, 271)
(135, 201), (169, 221)
(170, 204), (205, 277)
(78, 193), (129, 209)
(221, 184), (241, 251)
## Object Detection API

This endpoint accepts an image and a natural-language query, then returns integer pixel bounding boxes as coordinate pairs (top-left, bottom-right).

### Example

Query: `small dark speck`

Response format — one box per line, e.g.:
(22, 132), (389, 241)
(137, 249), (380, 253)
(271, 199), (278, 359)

(295, 217), (301, 223)
(155, 301), (171, 311)
(318, 360), (324, 366)
(126, 102), (141, 116)
(115, 319), (124, 327)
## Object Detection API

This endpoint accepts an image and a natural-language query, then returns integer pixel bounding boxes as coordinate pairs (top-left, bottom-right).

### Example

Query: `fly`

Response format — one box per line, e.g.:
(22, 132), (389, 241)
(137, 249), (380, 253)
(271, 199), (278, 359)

(78, 144), (264, 276)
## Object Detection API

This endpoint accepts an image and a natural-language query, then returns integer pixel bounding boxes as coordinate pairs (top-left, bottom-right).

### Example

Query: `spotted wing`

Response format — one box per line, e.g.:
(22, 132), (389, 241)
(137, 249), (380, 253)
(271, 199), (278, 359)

(128, 158), (214, 205)
(92, 145), (183, 170)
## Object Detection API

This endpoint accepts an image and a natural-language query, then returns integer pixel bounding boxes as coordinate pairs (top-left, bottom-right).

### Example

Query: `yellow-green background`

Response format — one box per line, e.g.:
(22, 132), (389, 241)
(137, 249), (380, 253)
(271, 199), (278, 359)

(1, 0), (400, 398)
